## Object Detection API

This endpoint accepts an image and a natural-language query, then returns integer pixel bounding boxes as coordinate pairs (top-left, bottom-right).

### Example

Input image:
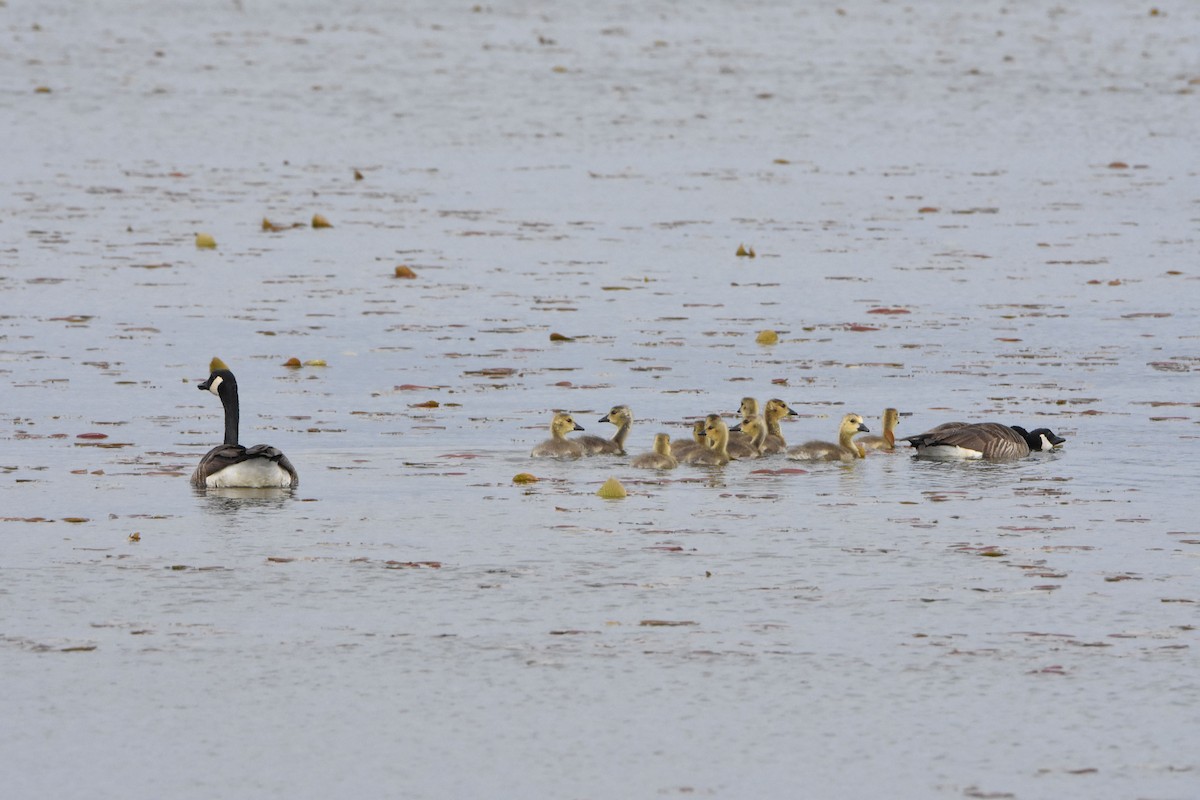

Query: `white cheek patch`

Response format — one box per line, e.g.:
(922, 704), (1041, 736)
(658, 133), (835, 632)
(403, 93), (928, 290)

(207, 375), (223, 396)
(1040, 434), (1057, 451)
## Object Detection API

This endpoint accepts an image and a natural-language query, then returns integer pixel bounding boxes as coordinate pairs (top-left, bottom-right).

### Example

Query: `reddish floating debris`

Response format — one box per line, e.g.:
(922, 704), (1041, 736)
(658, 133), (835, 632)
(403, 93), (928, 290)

(76, 432), (108, 440)
(866, 307), (910, 315)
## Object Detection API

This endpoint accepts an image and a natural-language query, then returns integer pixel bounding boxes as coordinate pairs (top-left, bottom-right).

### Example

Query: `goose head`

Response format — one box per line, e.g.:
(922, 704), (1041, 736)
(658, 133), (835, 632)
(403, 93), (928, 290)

(730, 416), (767, 448)
(839, 413), (870, 457)
(704, 414), (730, 451)
(199, 368), (237, 400)
(765, 398), (798, 421)
(551, 413), (584, 439)
(599, 405), (633, 427)
(1013, 426), (1066, 451)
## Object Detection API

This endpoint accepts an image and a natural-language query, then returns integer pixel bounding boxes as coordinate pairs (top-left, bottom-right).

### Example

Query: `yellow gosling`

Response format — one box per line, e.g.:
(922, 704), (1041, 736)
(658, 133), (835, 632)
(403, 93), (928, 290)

(859, 408), (901, 451)
(727, 416), (767, 459)
(689, 415), (732, 466)
(630, 433), (678, 470)
(530, 412), (586, 459)
(669, 419), (709, 461)
(576, 404), (633, 455)
(729, 396), (760, 448)
(786, 413), (870, 462)
(761, 398), (798, 454)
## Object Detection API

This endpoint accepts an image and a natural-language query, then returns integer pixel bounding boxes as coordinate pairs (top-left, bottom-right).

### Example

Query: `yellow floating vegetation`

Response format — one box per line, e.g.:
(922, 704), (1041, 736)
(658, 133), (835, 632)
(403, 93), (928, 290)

(304, 359), (327, 367)
(513, 472), (539, 484)
(34, 85), (53, 94)
(195, 232), (217, 249)
(736, 244), (756, 258)
(128, 532), (141, 542)
(312, 213), (332, 228)
(353, 169), (364, 181)
(394, 265), (417, 279)
(597, 477), (627, 499)
(210, 356), (230, 372)
(262, 217), (286, 232)
(756, 329), (780, 345)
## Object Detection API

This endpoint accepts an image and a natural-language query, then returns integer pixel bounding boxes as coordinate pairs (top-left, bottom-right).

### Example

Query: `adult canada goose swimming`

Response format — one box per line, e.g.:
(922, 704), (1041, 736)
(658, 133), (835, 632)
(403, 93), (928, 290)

(858, 408), (901, 451)
(630, 433), (678, 470)
(902, 422), (1066, 460)
(575, 404), (633, 455)
(688, 415), (732, 466)
(670, 419), (709, 461)
(530, 412), (586, 459)
(761, 398), (798, 454)
(727, 416), (767, 459)
(786, 413), (870, 462)
(191, 365), (299, 488)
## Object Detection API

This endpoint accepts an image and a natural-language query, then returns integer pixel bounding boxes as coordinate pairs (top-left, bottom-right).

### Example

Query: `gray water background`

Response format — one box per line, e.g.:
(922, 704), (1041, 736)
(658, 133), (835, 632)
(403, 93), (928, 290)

(2, 1), (1198, 797)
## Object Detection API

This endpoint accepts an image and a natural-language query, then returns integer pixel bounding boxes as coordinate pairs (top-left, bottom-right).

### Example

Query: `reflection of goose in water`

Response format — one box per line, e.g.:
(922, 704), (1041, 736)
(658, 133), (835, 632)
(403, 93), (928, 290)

(530, 413), (586, 459)
(787, 413), (870, 462)
(902, 422), (1066, 460)
(630, 433), (677, 470)
(576, 405), (633, 455)
(858, 408), (901, 452)
(192, 365), (298, 489)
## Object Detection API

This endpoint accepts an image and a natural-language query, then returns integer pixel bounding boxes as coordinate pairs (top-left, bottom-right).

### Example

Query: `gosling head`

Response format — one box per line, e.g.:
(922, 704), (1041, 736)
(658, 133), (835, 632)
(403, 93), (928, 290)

(738, 397), (760, 419)
(765, 399), (798, 420)
(842, 413), (870, 435)
(730, 416), (765, 441)
(599, 405), (632, 425)
(551, 413), (584, 437)
(653, 433), (672, 455)
(704, 414), (729, 443)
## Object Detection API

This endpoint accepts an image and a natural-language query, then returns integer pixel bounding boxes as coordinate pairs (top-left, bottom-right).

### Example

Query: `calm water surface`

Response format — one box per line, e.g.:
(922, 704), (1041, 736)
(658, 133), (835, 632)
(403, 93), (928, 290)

(3, 1), (1198, 798)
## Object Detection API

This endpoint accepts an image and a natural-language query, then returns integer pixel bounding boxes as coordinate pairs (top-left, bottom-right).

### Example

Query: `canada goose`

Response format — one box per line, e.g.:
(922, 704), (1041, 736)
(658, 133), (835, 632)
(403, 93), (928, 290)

(530, 412), (586, 459)
(688, 415), (732, 466)
(902, 422), (1066, 460)
(729, 397), (760, 447)
(761, 398), (798, 454)
(191, 366), (298, 488)
(787, 413), (870, 462)
(576, 405), (633, 455)
(858, 408), (901, 451)
(669, 419), (709, 461)
(630, 433), (678, 470)
(727, 416), (767, 459)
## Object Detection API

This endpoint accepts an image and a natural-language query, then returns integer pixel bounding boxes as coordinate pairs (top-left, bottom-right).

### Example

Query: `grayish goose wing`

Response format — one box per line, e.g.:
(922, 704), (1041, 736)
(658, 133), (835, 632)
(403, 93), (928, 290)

(191, 443), (299, 486)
